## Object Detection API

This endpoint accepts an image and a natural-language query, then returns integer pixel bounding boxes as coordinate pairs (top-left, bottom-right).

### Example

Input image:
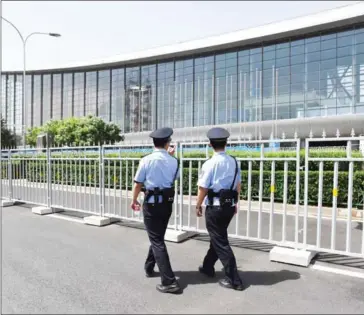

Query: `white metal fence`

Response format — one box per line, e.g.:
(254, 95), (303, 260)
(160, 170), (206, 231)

(1, 133), (364, 258)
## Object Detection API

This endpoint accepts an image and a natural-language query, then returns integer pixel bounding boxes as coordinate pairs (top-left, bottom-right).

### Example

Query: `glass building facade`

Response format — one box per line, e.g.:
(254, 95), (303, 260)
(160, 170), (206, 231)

(2, 24), (364, 136)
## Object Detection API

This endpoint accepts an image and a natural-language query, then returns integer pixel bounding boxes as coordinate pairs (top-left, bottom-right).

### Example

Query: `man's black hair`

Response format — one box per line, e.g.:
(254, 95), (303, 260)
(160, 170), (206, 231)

(153, 137), (170, 148)
(210, 139), (227, 150)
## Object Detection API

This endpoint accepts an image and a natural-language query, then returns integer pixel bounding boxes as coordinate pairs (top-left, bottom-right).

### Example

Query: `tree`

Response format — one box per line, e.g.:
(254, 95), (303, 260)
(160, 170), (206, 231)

(1, 117), (17, 148)
(26, 116), (124, 147)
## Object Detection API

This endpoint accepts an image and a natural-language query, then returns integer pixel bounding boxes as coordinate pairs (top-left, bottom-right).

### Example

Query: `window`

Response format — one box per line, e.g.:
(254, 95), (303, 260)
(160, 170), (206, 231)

(85, 71), (97, 116)
(157, 62), (174, 129)
(42, 74), (51, 124)
(111, 68), (125, 132)
(98, 70), (110, 122)
(125, 67), (140, 132)
(63, 73), (73, 119)
(52, 74), (62, 120)
(74, 72), (85, 117)
(141, 64), (156, 131)
(33, 75), (41, 127)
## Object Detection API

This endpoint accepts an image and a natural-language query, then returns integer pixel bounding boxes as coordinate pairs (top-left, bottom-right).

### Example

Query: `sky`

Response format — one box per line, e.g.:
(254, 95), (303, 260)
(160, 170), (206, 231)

(1, 1), (360, 71)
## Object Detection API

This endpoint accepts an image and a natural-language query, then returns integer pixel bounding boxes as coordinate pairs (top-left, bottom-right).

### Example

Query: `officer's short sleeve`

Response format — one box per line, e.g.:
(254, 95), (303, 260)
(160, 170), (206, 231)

(197, 161), (212, 189)
(134, 158), (146, 184)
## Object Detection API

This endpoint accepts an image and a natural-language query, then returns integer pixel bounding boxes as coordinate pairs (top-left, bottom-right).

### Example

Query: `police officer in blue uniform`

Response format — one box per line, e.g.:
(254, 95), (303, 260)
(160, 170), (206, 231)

(131, 127), (181, 294)
(195, 127), (245, 291)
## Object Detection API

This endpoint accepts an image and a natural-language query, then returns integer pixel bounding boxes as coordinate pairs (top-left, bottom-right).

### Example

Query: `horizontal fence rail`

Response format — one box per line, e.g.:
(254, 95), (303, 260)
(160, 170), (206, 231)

(1, 132), (363, 258)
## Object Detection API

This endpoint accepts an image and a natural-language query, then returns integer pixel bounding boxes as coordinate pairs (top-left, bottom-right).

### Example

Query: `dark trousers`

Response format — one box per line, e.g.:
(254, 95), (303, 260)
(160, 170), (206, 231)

(202, 205), (242, 286)
(143, 202), (176, 286)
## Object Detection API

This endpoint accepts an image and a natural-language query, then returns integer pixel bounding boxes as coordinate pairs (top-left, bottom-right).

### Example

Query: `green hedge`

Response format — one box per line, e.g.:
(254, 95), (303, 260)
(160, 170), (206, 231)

(10, 149), (364, 172)
(25, 161), (364, 208)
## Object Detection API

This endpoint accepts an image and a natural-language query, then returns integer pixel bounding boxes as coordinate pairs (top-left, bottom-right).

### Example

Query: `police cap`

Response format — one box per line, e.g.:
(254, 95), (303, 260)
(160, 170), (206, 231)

(149, 127), (173, 140)
(207, 127), (230, 141)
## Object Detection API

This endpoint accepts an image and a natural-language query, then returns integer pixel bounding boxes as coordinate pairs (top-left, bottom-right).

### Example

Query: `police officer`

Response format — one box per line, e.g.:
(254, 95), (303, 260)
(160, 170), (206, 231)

(195, 127), (245, 291)
(131, 127), (181, 294)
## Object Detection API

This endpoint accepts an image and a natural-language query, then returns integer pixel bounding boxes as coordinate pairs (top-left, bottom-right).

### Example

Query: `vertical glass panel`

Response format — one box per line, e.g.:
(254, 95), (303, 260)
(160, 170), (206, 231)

(24, 75), (32, 129)
(238, 49), (252, 123)
(33, 75), (41, 127)
(111, 68), (125, 132)
(52, 74), (62, 120)
(141, 64), (156, 131)
(42, 74), (51, 125)
(62, 73), (73, 119)
(15, 74), (23, 135)
(85, 71), (97, 116)
(6, 75), (15, 131)
(175, 59), (193, 128)
(215, 52), (237, 125)
(194, 56), (214, 126)
(98, 70), (110, 122)
(73, 72), (84, 117)
(157, 62), (174, 129)
(125, 66), (140, 133)
(1, 75), (6, 122)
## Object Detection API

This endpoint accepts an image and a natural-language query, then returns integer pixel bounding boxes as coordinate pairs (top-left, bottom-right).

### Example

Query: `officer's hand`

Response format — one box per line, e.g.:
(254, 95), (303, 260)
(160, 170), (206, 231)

(196, 206), (203, 217)
(131, 200), (141, 211)
(167, 146), (175, 156)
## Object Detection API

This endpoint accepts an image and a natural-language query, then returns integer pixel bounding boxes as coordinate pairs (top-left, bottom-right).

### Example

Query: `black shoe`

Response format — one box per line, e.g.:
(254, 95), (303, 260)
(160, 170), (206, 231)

(218, 278), (245, 291)
(199, 265), (215, 278)
(145, 270), (155, 278)
(156, 282), (181, 294)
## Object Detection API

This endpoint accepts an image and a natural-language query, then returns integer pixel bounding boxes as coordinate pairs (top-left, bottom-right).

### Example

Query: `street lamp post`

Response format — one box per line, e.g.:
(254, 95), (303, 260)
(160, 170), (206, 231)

(1, 16), (61, 147)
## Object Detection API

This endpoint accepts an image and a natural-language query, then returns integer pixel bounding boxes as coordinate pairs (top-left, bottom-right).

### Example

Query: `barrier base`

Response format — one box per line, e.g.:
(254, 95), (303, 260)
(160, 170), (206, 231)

(83, 215), (111, 227)
(165, 229), (196, 243)
(32, 206), (53, 215)
(2, 199), (15, 207)
(269, 246), (316, 267)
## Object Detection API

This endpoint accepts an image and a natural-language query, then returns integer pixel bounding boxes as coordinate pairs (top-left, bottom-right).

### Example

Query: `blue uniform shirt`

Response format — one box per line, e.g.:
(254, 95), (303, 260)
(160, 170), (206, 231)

(134, 149), (179, 203)
(197, 151), (241, 206)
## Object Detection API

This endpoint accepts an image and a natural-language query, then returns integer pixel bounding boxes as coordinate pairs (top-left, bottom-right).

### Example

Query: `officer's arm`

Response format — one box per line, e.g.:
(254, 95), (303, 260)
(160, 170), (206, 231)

(132, 183), (143, 203)
(196, 163), (212, 209)
(196, 187), (208, 209)
(132, 159), (146, 202)
(236, 163), (242, 200)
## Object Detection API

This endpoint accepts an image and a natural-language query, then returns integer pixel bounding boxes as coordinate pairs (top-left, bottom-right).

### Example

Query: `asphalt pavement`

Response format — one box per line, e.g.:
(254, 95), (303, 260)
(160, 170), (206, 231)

(2, 205), (364, 314)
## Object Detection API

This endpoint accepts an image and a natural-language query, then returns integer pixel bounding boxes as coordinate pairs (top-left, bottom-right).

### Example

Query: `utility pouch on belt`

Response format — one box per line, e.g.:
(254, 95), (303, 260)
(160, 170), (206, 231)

(162, 187), (175, 204)
(161, 159), (179, 204)
(208, 156), (238, 207)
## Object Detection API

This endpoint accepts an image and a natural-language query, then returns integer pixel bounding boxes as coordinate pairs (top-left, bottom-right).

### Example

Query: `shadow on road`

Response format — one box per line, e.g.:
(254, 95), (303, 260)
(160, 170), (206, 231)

(355, 222), (363, 231)
(175, 269), (300, 291)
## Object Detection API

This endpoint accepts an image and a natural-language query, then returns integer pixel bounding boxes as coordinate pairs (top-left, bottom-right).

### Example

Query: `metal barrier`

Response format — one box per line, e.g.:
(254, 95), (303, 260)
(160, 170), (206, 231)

(1, 134), (363, 258)
(179, 138), (302, 250)
(4, 148), (49, 206)
(302, 135), (364, 258)
(1, 151), (10, 200)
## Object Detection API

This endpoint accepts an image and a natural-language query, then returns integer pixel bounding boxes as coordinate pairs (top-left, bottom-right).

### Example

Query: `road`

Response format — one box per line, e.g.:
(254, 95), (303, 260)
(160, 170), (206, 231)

(2, 205), (364, 314)
(5, 182), (364, 255)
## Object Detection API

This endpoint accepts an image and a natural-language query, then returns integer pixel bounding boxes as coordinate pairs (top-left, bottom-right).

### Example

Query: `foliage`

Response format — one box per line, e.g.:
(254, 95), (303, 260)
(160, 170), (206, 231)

(24, 160), (364, 208)
(26, 116), (124, 147)
(1, 117), (17, 148)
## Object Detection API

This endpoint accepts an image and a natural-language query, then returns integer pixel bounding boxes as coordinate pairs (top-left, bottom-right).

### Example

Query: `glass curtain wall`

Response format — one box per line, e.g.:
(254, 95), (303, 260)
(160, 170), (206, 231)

(2, 25), (364, 135)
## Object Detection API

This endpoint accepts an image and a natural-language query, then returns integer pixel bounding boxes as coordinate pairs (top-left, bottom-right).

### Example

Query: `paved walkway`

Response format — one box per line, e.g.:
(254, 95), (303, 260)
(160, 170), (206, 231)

(2, 205), (364, 314)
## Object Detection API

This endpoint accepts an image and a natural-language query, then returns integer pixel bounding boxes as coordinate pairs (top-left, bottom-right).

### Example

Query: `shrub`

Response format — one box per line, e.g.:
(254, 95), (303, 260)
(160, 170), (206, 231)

(25, 160), (364, 208)
(26, 116), (124, 147)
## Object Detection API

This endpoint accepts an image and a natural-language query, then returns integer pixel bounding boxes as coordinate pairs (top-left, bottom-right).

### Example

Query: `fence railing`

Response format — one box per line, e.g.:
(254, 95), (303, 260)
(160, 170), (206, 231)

(1, 133), (364, 258)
